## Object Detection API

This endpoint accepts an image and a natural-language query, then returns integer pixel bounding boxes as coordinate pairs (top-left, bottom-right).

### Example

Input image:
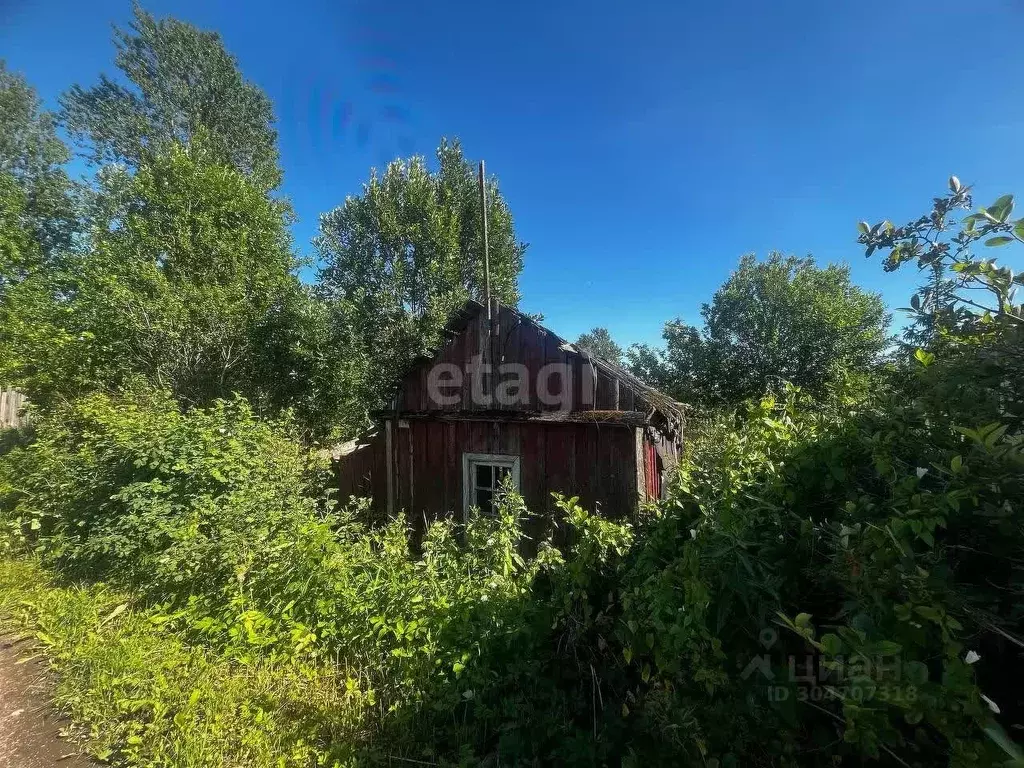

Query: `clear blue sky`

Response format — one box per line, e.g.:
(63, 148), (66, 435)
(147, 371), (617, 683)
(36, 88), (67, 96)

(3, 0), (1023, 346)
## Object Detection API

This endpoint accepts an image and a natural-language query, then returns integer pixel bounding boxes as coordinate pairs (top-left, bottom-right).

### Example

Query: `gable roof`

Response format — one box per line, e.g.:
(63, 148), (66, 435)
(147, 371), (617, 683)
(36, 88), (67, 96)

(388, 299), (685, 438)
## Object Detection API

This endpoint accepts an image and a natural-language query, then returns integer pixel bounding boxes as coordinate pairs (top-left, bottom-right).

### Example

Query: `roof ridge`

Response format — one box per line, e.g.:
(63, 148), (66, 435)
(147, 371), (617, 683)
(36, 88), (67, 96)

(446, 299), (685, 424)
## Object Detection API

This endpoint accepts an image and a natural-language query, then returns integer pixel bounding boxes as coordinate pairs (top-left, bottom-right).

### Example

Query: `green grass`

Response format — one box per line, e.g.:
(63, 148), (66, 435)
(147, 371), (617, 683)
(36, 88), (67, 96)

(0, 558), (371, 768)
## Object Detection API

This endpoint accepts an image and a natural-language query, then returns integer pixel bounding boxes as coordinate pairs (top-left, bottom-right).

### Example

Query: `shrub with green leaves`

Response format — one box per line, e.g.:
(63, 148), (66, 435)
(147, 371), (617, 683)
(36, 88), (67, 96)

(590, 181), (1024, 765)
(582, 381), (1021, 766)
(0, 391), (329, 619)
(3, 171), (1024, 766)
(0, 391), (640, 762)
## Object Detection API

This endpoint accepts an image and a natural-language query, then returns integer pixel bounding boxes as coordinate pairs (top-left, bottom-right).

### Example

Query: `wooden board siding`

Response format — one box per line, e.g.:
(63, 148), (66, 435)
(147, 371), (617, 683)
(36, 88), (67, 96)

(392, 303), (633, 415)
(335, 432), (388, 513)
(643, 435), (661, 501)
(356, 420), (639, 528)
(0, 389), (25, 430)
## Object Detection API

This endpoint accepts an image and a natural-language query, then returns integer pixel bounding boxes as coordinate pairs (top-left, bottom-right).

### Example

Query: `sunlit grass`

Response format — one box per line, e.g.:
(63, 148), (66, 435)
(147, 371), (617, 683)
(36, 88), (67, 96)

(0, 558), (370, 768)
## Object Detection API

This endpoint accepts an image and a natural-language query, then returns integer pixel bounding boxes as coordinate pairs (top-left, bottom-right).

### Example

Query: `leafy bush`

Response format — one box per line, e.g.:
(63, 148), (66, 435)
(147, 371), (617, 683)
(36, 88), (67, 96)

(0, 391), (325, 587)
(594, 178), (1024, 765)
(0, 391), (641, 762)
(4, 377), (1023, 766)
(600, 385), (1022, 766)
(3, 177), (1024, 767)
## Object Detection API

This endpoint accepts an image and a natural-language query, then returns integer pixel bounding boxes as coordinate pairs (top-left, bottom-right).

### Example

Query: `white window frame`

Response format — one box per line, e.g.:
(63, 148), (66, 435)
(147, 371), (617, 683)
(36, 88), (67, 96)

(462, 452), (521, 517)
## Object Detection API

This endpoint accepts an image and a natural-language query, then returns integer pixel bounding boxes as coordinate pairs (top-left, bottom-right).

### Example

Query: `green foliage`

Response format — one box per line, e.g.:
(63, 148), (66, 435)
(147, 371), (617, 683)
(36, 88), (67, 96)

(0, 172), (61, 382)
(315, 139), (527, 415)
(0, 559), (368, 768)
(847, 181), (1024, 761)
(3, 18), (529, 444)
(629, 252), (891, 406)
(251, 285), (374, 441)
(2, 24), (363, 439)
(0, 392), (328, 596)
(7, 374), (1021, 766)
(0, 142), (302, 409)
(575, 326), (624, 364)
(859, 180), (1024, 432)
(0, 60), (78, 256)
(0, 174), (38, 295)
(603, 383), (1023, 765)
(3, 17), (1022, 762)
(3, 323), (1022, 768)
(858, 177), (1023, 336)
(0, 389), (641, 763)
(584, 181), (1020, 765)
(60, 4), (282, 189)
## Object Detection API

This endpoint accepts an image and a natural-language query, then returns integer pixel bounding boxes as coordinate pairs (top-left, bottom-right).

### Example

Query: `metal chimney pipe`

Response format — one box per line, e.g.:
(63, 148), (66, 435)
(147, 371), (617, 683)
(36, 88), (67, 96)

(478, 160), (491, 322)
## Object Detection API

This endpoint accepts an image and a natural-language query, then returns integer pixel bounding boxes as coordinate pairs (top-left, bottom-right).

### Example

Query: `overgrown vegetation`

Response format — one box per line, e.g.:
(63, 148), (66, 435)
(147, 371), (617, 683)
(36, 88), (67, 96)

(1, 5), (1022, 766)
(0, 559), (368, 767)
(0, 392), (636, 764)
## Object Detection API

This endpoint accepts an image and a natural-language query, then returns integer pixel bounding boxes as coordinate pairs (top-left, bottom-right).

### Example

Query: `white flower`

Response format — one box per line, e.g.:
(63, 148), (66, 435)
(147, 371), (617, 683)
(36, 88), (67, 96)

(690, 528), (698, 539)
(965, 650), (981, 665)
(981, 694), (1001, 714)
(916, 467), (928, 479)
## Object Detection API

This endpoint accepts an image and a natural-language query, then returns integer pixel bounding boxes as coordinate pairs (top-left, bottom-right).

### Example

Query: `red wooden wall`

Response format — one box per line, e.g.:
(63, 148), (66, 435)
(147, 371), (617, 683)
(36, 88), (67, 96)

(643, 436), (661, 501)
(335, 434), (388, 511)
(336, 300), (684, 531)
(393, 303), (642, 414)
(338, 419), (641, 533)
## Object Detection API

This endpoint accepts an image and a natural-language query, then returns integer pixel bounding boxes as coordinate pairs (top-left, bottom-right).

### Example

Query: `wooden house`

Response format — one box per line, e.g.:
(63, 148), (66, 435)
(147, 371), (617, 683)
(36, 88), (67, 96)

(335, 300), (684, 528)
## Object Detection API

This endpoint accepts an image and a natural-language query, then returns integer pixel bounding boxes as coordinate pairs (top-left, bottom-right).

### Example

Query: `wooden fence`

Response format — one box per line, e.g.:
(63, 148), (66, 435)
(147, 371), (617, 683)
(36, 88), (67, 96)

(0, 388), (26, 429)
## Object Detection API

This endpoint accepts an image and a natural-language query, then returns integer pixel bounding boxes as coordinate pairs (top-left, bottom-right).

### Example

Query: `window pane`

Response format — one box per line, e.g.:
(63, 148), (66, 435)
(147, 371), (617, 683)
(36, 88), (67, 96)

(495, 466), (510, 487)
(475, 463), (492, 488)
(476, 489), (493, 515)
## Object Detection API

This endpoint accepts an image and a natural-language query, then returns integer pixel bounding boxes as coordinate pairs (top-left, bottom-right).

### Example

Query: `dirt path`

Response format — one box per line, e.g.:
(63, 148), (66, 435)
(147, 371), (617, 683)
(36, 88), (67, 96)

(0, 633), (94, 768)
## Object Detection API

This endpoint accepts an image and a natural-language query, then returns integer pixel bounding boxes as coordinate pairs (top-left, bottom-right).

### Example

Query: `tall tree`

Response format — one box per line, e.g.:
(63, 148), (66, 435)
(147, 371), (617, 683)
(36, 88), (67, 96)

(576, 327), (623, 364)
(0, 175), (38, 300)
(0, 171), (81, 395)
(0, 142), (300, 409)
(0, 61), (77, 256)
(629, 253), (890, 405)
(252, 288), (373, 441)
(316, 139), (526, 410)
(61, 4), (281, 189)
